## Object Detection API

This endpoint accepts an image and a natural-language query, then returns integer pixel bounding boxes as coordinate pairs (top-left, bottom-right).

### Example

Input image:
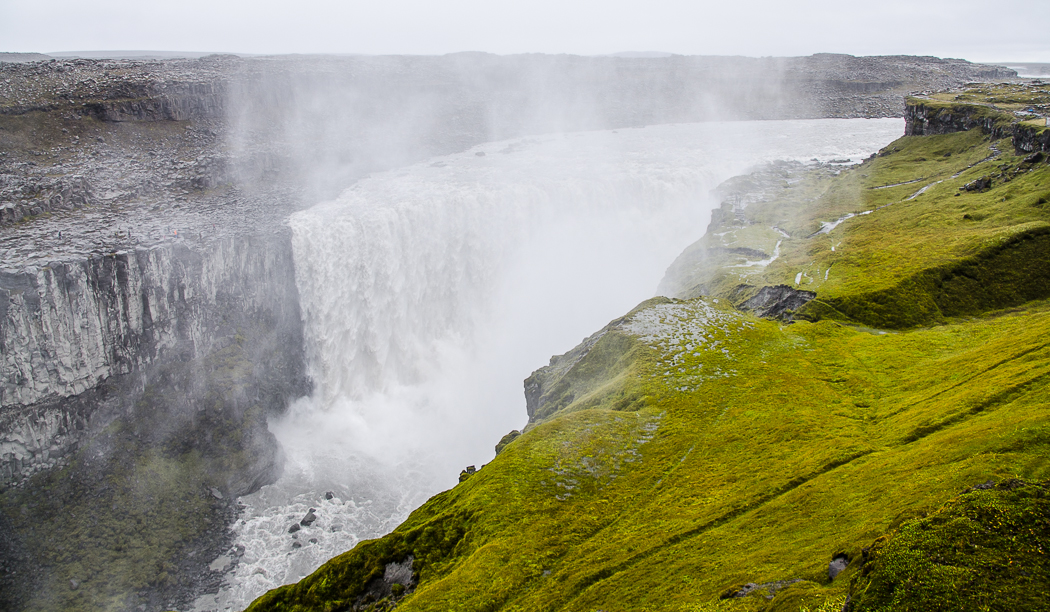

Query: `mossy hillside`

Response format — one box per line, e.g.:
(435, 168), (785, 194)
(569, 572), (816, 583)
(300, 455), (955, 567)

(922, 83), (1050, 114)
(848, 480), (1050, 612)
(661, 126), (1050, 328)
(246, 296), (1050, 612)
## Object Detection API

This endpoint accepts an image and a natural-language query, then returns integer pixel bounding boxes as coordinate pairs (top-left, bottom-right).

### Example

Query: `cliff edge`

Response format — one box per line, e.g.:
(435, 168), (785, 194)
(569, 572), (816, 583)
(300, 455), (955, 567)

(245, 85), (1050, 612)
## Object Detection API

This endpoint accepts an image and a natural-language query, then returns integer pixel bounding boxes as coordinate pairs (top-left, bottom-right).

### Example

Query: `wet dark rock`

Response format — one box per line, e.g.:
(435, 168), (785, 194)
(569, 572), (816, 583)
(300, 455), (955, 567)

(739, 284), (817, 320)
(961, 176), (993, 192)
(970, 479), (997, 491)
(458, 465), (477, 482)
(291, 541), (301, 549)
(287, 523), (300, 534)
(300, 508), (318, 527)
(353, 556), (416, 610)
(828, 553), (850, 580)
(324, 491), (335, 500)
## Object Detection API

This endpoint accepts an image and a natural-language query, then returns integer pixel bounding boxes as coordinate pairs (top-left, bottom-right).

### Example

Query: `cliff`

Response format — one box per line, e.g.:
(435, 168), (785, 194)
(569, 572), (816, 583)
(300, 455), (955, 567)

(0, 235), (305, 484)
(0, 231), (310, 612)
(245, 89), (1050, 612)
(903, 83), (1050, 154)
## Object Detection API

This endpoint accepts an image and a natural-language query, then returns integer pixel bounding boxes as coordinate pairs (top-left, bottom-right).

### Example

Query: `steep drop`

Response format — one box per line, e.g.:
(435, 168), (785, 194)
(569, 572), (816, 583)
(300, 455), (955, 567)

(201, 118), (902, 611)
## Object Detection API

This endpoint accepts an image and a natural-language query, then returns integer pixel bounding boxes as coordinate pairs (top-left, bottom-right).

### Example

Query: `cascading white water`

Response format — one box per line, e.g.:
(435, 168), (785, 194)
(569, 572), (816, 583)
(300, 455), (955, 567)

(194, 118), (903, 611)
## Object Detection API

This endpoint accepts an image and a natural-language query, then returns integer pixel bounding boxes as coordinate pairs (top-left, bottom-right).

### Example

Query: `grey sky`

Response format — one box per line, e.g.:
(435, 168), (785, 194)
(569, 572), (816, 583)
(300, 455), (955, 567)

(1, 0), (1047, 62)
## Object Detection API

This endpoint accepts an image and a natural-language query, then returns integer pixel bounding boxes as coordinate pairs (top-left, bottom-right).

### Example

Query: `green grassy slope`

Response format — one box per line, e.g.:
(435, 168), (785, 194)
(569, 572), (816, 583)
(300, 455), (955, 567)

(662, 127), (1050, 329)
(245, 92), (1050, 612)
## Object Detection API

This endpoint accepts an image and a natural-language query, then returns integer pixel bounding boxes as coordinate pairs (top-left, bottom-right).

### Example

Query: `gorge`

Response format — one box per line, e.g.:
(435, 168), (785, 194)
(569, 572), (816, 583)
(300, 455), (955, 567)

(0, 53), (1045, 612)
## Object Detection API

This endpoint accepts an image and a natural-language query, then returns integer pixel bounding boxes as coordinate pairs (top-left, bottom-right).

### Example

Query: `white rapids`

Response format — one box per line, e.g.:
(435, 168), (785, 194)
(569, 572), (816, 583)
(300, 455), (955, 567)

(194, 118), (903, 611)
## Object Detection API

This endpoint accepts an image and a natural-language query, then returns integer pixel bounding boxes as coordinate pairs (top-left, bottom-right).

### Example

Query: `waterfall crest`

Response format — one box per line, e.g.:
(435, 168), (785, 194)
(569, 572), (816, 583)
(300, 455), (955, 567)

(197, 118), (904, 612)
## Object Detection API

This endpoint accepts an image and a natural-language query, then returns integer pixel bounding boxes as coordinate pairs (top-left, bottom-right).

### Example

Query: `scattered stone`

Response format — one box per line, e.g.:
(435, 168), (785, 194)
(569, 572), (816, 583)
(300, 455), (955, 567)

(300, 508), (318, 527)
(961, 176), (992, 192)
(287, 523), (300, 534)
(291, 541), (301, 549)
(324, 491), (335, 500)
(720, 579), (801, 600)
(70, 578), (79, 590)
(828, 553), (850, 580)
(209, 487), (223, 500)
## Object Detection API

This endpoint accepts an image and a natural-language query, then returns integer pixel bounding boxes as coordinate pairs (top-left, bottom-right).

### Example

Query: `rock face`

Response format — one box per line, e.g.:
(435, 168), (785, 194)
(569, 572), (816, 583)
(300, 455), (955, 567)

(904, 102), (1012, 138)
(0, 234), (306, 486)
(1015, 123), (1050, 155)
(739, 285), (817, 320)
(524, 327), (610, 421)
(904, 84), (1050, 155)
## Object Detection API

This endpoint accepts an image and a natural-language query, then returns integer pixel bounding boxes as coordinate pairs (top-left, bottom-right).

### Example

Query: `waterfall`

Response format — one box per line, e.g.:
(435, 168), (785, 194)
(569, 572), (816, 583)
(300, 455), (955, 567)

(195, 117), (903, 611)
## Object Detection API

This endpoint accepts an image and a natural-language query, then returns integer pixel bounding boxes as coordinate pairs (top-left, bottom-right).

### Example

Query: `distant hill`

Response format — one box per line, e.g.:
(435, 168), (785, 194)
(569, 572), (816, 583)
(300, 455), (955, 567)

(0, 52), (52, 63)
(46, 50), (234, 60)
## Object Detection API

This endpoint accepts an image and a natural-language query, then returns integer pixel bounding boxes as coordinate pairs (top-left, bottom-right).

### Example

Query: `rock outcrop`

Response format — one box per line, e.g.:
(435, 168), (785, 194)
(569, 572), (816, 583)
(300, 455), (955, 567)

(0, 234), (306, 486)
(904, 84), (1050, 155)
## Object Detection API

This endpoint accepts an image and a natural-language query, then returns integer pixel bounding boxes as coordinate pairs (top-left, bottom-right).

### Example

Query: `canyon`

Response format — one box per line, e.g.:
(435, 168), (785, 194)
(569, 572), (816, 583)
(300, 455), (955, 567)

(0, 52), (1035, 611)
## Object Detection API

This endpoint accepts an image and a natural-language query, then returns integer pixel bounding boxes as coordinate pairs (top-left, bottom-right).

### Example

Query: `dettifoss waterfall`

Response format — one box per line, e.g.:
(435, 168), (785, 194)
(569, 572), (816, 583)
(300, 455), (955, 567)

(195, 118), (903, 611)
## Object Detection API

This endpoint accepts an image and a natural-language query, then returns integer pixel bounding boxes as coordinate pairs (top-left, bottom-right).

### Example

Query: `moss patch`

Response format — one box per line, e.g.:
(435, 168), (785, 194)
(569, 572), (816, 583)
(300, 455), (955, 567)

(848, 480), (1050, 612)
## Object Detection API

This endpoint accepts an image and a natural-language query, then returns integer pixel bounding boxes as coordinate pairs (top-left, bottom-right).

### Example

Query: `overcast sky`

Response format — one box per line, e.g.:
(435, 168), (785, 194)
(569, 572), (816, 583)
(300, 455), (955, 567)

(1, 0), (1047, 62)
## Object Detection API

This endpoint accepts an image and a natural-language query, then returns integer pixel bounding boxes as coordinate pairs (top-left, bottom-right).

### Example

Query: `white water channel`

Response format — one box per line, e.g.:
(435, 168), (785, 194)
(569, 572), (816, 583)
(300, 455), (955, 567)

(194, 118), (902, 611)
